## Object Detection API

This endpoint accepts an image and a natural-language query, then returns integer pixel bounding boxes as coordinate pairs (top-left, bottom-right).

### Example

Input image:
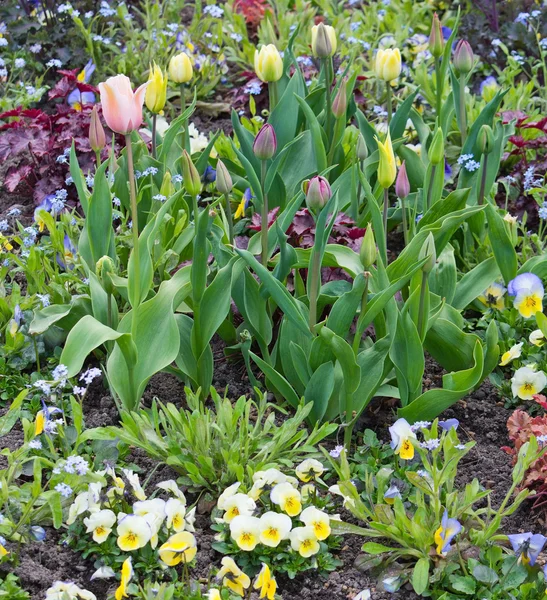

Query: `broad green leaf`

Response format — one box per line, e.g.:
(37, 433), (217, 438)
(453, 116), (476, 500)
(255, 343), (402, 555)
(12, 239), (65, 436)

(485, 203), (517, 284)
(412, 558), (430, 595)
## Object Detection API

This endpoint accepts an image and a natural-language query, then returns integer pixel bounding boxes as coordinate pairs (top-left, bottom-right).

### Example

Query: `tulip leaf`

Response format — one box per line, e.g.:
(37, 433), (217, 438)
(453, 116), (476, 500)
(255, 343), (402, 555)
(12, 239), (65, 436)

(390, 310), (424, 406)
(451, 257), (500, 310)
(29, 297), (92, 335)
(269, 72), (306, 151)
(249, 351), (300, 409)
(70, 141), (90, 213)
(485, 203), (517, 284)
(304, 361), (335, 423)
(294, 94), (327, 173)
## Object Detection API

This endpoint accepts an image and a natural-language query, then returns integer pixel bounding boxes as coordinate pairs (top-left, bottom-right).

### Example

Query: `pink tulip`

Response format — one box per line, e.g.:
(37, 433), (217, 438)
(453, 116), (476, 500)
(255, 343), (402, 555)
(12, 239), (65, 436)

(98, 74), (148, 135)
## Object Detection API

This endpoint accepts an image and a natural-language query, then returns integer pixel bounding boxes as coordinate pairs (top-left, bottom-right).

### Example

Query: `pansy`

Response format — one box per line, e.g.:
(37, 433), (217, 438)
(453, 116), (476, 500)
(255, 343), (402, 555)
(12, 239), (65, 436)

(530, 329), (545, 347)
(217, 482), (241, 509)
(295, 458), (324, 482)
(165, 498), (186, 532)
(289, 526), (320, 557)
(249, 468), (287, 499)
(230, 515), (261, 551)
(116, 514), (152, 551)
(439, 418), (459, 431)
(300, 506), (330, 540)
(0, 536), (8, 557)
(34, 195), (54, 231)
(254, 563), (277, 600)
(270, 482), (302, 516)
(217, 556), (251, 597)
(507, 532), (547, 566)
(389, 418), (417, 460)
(508, 273), (544, 319)
(68, 88), (96, 111)
(221, 493), (256, 523)
(511, 366), (547, 400)
(383, 484), (402, 505)
(122, 469), (146, 501)
(115, 557), (132, 600)
(56, 235), (77, 271)
(499, 342), (523, 366)
(434, 510), (462, 555)
(83, 509), (116, 543)
(259, 511), (292, 547)
(158, 531), (197, 566)
(478, 282), (506, 310)
(45, 582), (97, 600)
(234, 188), (253, 219)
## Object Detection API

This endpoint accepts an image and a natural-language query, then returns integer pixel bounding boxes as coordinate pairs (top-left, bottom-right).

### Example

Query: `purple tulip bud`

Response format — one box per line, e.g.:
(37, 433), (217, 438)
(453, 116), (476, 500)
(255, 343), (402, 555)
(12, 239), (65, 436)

(89, 106), (106, 153)
(453, 40), (474, 75)
(395, 161), (410, 199)
(303, 175), (332, 213)
(429, 13), (444, 58)
(253, 124), (277, 160)
(332, 79), (347, 119)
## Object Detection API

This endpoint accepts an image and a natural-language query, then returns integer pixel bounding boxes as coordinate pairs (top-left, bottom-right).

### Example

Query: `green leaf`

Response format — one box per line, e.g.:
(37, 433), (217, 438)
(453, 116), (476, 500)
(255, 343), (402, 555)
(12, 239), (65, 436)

(304, 361), (335, 423)
(87, 160), (113, 265)
(294, 94), (327, 173)
(485, 203), (517, 285)
(412, 557), (430, 595)
(472, 565), (499, 585)
(452, 257), (500, 310)
(390, 310), (424, 406)
(362, 542), (396, 555)
(249, 351), (300, 409)
(449, 574), (476, 595)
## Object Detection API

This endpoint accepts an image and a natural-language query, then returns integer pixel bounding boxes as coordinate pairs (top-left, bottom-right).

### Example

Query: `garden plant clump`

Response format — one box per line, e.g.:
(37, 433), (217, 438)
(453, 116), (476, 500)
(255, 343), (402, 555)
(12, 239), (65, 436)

(3, 0), (547, 598)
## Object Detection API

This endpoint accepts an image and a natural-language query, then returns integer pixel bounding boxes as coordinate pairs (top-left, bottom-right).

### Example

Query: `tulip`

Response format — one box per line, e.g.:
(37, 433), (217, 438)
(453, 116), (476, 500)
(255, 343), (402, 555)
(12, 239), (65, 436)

(420, 232), (436, 274)
(356, 133), (368, 161)
(429, 13), (444, 58)
(428, 127), (444, 165)
(331, 82), (347, 119)
(303, 176), (332, 213)
(311, 23), (337, 58)
(477, 124), (494, 155)
(145, 63), (168, 114)
(453, 40), (474, 75)
(253, 124), (277, 160)
(168, 52), (193, 83)
(254, 44), (283, 83)
(396, 161), (410, 245)
(98, 74), (147, 135)
(374, 48), (401, 82)
(182, 150), (202, 219)
(376, 132), (396, 189)
(216, 159), (234, 243)
(89, 106), (105, 161)
(360, 226), (376, 270)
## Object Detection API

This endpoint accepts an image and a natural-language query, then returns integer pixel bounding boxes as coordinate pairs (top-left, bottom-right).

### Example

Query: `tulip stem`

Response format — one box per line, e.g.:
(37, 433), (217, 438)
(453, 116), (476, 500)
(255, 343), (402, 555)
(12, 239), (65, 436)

(459, 73), (467, 146)
(323, 58), (333, 144)
(400, 195), (409, 246)
(224, 192), (234, 244)
(382, 187), (389, 256)
(352, 272), (369, 354)
(435, 57), (442, 117)
(95, 149), (101, 167)
(478, 153), (489, 206)
(269, 81), (279, 112)
(426, 164), (436, 212)
(125, 134), (140, 341)
(192, 194), (199, 223)
(386, 82), (392, 125)
(180, 83), (187, 152)
(151, 113), (157, 159)
(260, 160), (269, 266)
(417, 270), (428, 340)
(308, 241), (322, 331)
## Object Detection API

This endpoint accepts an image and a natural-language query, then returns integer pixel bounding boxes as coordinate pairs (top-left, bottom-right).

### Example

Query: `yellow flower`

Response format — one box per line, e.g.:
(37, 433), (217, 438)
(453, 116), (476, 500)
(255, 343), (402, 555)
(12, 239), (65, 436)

(207, 591), (221, 600)
(389, 418), (416, 460)
(374, 48), (402, 82)
(116, 515), (152, 551)
(511, 366), (547, 400)
(145, 62), (168, 114)
(376, 131), (396, 189)
(289, 526), (320, 557)
(254, 563), (277, 600)
(168, 52), (193, 84)
(115, 557), (132, 600)
(165, 498), (186, 532)
(230, 515), (261, 551)
(295, 458), (324, 482)
(478, 283), (506, 310)
(0, 542), (8, 557)
(259, 511), (292, 547)
(221, 492), (256, 523)
(270, 482), (302, 516)
(217, 557), (251, 597)
(0, 235), (13, 251)
(83, 509), (116, 543)
(300, 506), (331, 541)
(530, 329), (545, 347)
(311, 23), (337, 57)
(158, 531), (197, 566)
(254, 45), (283, 83)
(34, 410), (45, 435)
(499, 342), (523, 366)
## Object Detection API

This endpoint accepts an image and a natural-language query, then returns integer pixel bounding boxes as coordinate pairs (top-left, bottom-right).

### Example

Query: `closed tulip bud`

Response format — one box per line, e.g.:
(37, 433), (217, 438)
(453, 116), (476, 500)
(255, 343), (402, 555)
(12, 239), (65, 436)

(453, 40), (474, 75)
(254, 44), (283, 83)
(360, 226), (377, 269)
(429, 13), (444, 58)
(89, 105), (106, 153)
(253, 124), (277, 160)
(428, 127), (444, 165)
(98, 74), (148, 135)
(160, 171), (174, 198)
(395, 161), (410, 199)
(145, 62), (168, 114)
(356, 133), (368, 161)
(216, 159), (233, 195)
(311, 23), (337, 58)
(477, 124), (494, 155)
(96, 255), (116, 295)
(303, 175), (332, 213)
(168, 52), (193, 83)
(182, 150), (201, 197)
(419, 233), (436, 274)
(332, 80), (347, 119)
(376, 131), (396, 189)
(374, 48), (402, 82)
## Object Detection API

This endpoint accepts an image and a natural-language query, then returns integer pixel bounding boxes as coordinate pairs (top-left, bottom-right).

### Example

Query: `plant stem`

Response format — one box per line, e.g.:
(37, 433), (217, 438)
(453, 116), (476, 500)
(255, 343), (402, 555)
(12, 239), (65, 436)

(95, 149), (101, 166)
(107, 292), (112, 329)
(355, 159), (364, 219)
(308, 244), (322, 331)
(459, 73), (467, 146)
(386, 81), (392, 125)
(125, 135), (140, 342)
(180, 83), (187, 152)
(400, 195), (409, 246)
(324, 57), (333, 144)
(224, 192), (234, 244)
(260, 160), (269, 266)
(192, 194), (199, 223)
(435, 57), (442, 117)
(426, 164), (437, 211)
(269, 81), (279, 112)
(151, 113), (157, 159)
(352, 273), (369, 353)
(382, 187), (389, 256)
(417, 270), (428, 339)
(478, 154), (489, 206)
(33, 336), (40, 373)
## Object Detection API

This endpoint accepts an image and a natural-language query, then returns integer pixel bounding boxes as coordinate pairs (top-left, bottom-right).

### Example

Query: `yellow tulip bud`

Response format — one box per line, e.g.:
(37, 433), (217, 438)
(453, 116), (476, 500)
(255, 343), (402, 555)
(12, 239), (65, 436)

(145, 62), (168, 114)
(311, 23), (337, 58)
(376, 131), (396, 189)
(374, 48), (402, 82)
(168, 52), (193, 84)
(254, 44), (283, 83)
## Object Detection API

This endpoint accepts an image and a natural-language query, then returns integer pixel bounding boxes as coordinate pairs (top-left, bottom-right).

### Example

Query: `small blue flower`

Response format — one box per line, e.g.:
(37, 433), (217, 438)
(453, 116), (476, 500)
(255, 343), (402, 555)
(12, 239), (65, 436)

(439, 419), (459, 431)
